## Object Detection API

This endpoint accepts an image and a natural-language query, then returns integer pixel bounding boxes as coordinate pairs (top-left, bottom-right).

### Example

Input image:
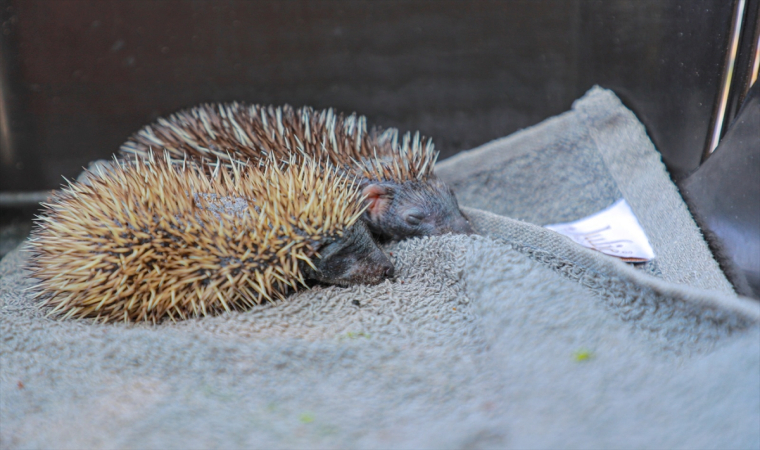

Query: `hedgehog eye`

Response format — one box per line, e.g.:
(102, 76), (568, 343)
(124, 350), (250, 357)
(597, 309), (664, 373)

(404, 210), (425, 226)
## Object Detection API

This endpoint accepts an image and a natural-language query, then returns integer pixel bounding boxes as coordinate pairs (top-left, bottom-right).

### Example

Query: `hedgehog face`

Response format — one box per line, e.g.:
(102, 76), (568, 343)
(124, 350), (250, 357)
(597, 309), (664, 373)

(303, 221), (394, 286)
(361, 178), (474, 241)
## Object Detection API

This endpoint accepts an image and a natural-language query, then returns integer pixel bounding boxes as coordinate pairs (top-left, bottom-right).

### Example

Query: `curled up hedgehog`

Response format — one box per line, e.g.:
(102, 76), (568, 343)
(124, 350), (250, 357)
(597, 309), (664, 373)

(26, 153), (394, 323)
(120, 103), (474, 241)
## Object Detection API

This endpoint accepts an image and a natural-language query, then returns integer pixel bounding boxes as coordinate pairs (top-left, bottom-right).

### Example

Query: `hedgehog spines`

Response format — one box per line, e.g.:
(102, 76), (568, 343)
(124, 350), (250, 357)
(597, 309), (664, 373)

(120, 103), (439, 184)
(27, 152), (369, 324)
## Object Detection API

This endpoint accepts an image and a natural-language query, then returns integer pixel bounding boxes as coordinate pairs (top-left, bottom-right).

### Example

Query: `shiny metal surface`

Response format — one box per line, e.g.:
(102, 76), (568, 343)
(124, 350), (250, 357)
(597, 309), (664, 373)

(705, 0), (745, 158)
(722, 0), (759, 133)
(0, 0), (738, 190)
(751, 33), (760, 87)
(745, 7), (760, 97)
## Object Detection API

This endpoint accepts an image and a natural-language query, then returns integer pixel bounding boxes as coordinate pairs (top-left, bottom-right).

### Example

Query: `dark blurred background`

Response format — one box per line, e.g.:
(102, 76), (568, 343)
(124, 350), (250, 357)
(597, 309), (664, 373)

(0, 0), (749, 192)
(1, 0), (758, 296)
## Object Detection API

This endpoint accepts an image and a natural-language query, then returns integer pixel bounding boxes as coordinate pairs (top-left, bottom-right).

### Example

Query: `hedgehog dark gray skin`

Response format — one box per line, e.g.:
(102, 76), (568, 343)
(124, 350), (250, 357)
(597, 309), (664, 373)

(26, 153), (393, 323)
(120, 103), (474, 242)
(361, 176), (472, 242)
(300, 219), (394, 285)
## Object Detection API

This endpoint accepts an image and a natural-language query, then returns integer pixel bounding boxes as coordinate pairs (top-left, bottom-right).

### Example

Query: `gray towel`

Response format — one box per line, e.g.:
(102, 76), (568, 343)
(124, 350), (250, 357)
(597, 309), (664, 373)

(437, 86), (734, 294)
(1, 87), (758, 449)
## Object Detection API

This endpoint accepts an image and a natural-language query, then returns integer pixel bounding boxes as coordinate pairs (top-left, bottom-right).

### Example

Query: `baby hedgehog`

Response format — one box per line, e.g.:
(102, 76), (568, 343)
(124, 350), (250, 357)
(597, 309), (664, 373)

(120, 103), (474, 241)
(26, 153), (394, 323)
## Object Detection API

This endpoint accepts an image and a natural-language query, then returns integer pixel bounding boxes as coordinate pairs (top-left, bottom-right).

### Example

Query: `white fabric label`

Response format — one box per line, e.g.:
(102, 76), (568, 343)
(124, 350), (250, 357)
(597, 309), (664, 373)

(544, 199), (655, 262)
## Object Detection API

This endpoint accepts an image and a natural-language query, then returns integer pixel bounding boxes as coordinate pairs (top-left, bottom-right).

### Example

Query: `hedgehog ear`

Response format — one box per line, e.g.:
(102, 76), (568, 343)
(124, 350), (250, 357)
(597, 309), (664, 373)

(362, 184), (393, 220)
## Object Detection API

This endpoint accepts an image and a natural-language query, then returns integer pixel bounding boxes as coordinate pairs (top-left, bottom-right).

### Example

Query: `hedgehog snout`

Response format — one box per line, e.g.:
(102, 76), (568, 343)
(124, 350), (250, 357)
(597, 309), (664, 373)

(446, 214), (475, 236)
(354, 252), (394, 285)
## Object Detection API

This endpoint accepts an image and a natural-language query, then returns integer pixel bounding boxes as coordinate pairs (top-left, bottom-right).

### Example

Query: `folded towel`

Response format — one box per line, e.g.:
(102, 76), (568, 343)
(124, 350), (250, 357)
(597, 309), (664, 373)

(437, 86), (735, 294)
(1, 87), (757, 449)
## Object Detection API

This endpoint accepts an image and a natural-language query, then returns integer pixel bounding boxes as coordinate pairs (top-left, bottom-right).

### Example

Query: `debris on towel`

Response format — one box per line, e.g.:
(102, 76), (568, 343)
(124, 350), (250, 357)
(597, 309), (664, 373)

(573, 349), (594, 362)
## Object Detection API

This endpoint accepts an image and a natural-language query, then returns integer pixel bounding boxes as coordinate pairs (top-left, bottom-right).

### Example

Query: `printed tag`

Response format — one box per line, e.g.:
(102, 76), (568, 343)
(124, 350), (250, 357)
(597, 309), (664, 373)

(544, 199), (655, 262)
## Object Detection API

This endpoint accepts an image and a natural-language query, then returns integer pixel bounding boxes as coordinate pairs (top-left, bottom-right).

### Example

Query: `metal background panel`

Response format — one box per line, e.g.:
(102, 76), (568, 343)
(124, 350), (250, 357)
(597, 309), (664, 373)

(0, 0), (735, 191)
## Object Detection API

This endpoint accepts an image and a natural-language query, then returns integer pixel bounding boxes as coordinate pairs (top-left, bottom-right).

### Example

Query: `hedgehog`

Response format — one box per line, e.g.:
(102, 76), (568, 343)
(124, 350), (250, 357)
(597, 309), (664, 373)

(25, 152), (394, 323)
(120, 103), (474, 242)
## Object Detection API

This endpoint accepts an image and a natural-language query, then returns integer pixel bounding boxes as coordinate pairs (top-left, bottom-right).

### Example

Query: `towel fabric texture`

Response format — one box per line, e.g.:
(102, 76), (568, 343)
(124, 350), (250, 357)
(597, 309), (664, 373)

(1, 87), (758, 449)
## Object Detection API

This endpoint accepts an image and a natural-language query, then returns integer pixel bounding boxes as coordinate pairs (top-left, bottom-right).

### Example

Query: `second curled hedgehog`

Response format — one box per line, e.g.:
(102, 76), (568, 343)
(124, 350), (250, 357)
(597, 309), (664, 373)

(120, 103), (474, 241)
(26, 153), (393, 323)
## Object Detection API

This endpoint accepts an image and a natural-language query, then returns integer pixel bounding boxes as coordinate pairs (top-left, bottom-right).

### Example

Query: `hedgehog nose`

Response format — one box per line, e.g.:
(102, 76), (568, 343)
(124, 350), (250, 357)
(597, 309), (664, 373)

(383, 263), (395, 279)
